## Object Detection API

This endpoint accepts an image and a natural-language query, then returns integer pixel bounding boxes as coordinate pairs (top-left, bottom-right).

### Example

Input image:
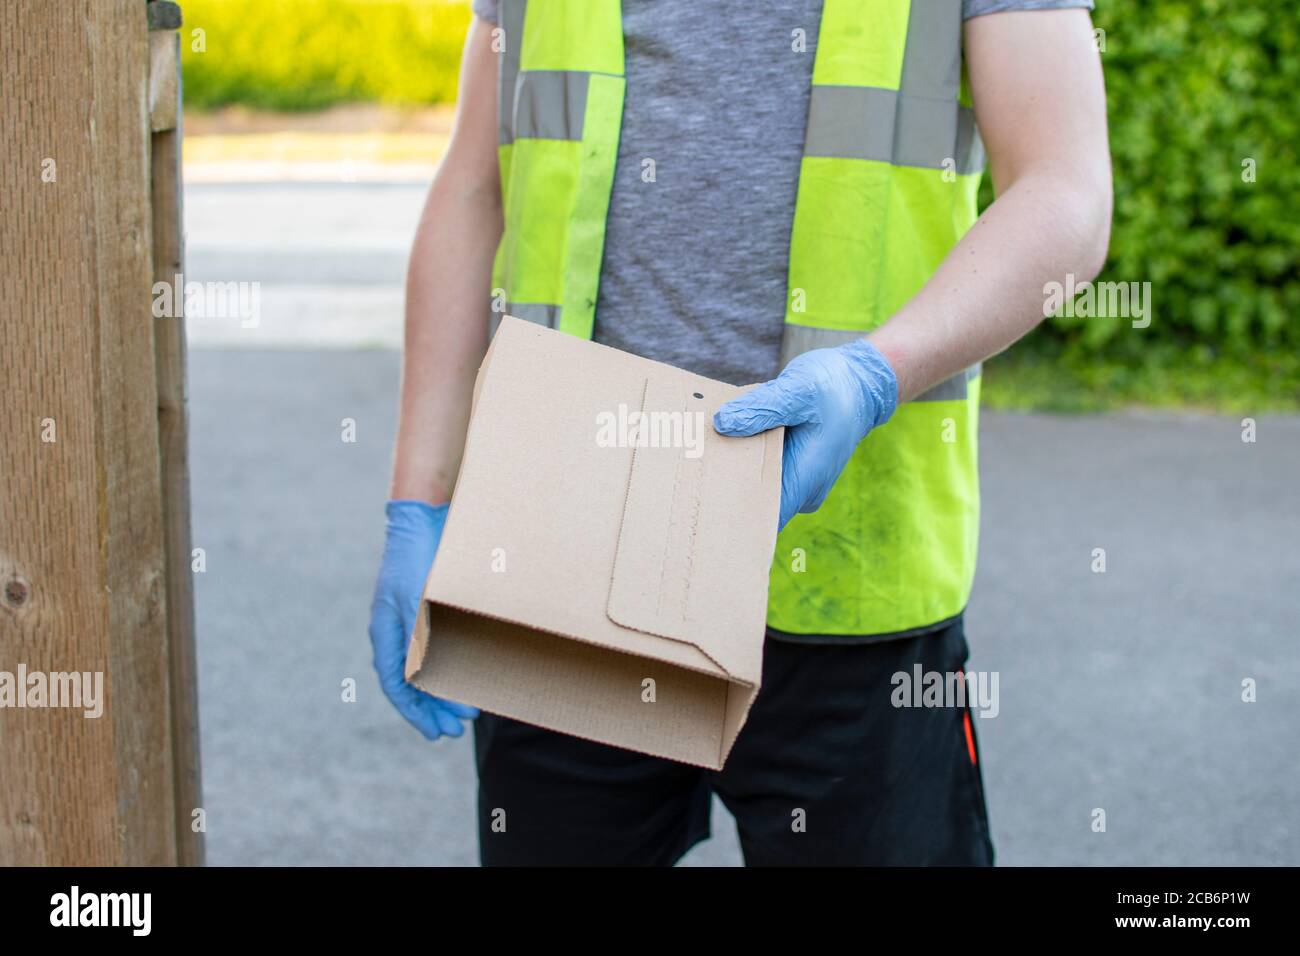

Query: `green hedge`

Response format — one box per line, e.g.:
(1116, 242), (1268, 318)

(991, 0), (1299, 377)
(180, 0), (472, 111)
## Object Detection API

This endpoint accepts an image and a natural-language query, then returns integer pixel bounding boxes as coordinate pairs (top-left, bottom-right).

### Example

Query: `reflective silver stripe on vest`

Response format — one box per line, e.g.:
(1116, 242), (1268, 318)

(497, 0), (526, 144)
(954, 107), (985, 176)
(512, 70), (589, 141)
(490, 303), (561, 337)
(780, 324), (978, 402)
(896, 0), (980, 172)
(805, 88), (982, 174)
(900, 0), (962, 104)
(804, 0), (984, 174)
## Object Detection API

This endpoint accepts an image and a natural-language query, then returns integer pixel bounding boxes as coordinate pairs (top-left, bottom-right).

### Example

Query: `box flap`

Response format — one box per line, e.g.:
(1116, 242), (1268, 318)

(606, 376), (781, 684)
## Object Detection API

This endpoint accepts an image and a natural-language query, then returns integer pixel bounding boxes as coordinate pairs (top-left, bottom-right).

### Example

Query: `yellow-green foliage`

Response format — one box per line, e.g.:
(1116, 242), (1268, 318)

(181, 0), (473, 110)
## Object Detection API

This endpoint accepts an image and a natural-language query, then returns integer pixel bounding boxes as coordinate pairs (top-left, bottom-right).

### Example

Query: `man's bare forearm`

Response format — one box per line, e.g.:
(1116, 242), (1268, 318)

(389, 18), (501, 504)
(868, 9), (1112, 403)
(389, 183), (500, 503)
(868, 169), (1111, 402)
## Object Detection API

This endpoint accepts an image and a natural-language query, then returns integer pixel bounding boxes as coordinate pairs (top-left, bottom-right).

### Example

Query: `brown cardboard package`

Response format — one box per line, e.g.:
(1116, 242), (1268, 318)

(404, 316), (783, 769)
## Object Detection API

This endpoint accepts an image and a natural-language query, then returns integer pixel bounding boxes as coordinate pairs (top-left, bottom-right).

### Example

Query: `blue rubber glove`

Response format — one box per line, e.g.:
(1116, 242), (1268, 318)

(368, 500), (479, 739)
(713, 339), (898, 530)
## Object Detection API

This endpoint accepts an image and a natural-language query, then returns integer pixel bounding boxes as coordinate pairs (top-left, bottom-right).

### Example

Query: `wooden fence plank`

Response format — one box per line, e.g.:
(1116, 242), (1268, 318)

(1, 0), (181, 866)
(150, 23), (206, 867)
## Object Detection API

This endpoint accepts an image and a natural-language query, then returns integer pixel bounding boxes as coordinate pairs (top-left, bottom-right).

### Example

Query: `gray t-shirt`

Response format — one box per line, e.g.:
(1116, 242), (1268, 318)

(474, 0), (1093, 385)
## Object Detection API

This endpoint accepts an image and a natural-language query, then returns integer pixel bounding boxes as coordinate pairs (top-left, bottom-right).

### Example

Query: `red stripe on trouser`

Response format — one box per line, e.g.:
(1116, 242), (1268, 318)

(957, 668), (977, 766)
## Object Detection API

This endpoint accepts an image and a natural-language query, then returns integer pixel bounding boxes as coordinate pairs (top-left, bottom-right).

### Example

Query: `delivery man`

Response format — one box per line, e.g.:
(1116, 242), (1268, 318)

(370, 0), (1111, 865)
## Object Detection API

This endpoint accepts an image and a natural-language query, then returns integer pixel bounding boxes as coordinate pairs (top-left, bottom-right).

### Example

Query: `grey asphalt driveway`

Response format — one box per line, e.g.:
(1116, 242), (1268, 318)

(188, 351), (1299, 867)
(185, 181), (1299, 866)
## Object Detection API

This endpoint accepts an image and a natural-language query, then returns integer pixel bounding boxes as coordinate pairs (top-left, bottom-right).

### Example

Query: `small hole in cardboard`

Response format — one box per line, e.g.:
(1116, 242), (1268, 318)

(692, 392), (703, 399)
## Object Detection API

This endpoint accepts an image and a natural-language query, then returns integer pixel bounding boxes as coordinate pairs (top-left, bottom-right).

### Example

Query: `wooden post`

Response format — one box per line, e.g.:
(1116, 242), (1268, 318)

(149, 0), (205, 868)
(0, 0), (200, 865)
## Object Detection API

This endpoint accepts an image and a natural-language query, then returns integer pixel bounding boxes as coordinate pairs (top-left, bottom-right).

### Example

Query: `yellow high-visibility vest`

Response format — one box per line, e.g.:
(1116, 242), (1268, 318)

(490, 0), (983, 637)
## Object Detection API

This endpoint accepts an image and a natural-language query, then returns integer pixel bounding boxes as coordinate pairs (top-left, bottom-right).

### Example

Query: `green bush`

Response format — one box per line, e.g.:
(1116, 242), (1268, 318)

(990, 0), (1299, 382)
(181, 0), (472, 110)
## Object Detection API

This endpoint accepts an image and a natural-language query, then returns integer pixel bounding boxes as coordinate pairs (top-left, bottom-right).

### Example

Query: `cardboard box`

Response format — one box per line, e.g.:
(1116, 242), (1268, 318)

(405, 316), (783, 769)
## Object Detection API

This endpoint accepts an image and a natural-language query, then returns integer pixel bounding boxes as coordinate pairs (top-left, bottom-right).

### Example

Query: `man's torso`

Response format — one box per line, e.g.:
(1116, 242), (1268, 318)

(475, 0), (1090, 385)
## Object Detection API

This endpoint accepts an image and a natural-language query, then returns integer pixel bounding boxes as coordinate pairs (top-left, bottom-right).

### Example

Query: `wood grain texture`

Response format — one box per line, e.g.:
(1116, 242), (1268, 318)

(150, 25), (206, 867)
(148, 31), (179, 133)
(1, 0), (180, 865)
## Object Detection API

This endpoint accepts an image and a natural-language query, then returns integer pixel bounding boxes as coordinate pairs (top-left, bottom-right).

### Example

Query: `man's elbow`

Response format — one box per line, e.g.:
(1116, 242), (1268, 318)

(1070, 170), (1113, 284)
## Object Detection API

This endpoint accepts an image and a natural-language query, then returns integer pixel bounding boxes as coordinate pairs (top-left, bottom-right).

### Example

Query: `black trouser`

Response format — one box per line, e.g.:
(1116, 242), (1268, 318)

(473, 619), (994, 866)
